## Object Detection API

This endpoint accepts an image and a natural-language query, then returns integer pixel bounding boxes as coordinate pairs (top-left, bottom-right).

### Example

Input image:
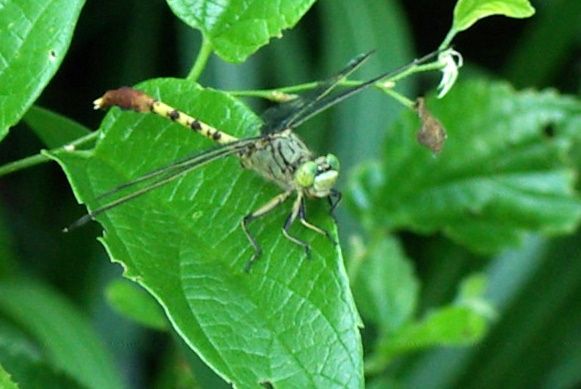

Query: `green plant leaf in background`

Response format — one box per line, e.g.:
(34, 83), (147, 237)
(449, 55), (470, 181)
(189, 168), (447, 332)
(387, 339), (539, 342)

(167, 0), (316, 63)
(0, 206), (16, 278)
(0, 320), (83, 388)
(106, 279), (168, 331)
(0, 0), (86, 141)
(350, 233), (418, 335)
(49, 79), (363, 387)
(0, 362), (18, 389)
(319, 0), (414, 170)
(0, 280), (123, 389)
(366, 273), (494, 374)
(452, 0), (535, 33)
(348, 80), (581, 254)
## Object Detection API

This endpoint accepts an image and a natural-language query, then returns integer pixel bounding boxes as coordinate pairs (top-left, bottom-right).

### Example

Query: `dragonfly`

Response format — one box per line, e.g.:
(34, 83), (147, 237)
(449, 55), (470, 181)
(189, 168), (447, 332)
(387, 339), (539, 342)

(68, 50), (440, 271)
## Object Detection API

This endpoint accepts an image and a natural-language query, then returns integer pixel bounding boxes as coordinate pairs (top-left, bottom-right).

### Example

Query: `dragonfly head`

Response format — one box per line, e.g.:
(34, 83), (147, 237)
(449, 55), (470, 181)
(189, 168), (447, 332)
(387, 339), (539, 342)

(296, 154), (340, 197)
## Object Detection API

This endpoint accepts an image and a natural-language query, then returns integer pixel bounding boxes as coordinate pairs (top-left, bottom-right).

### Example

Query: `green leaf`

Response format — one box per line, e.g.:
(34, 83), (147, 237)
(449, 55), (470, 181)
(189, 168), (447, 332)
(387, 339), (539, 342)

(0, 362), (19, 389)
(366, 274), (494, 372)
(106, 279), (168, 331)
(428, 233), (581, 388)
(0, 320), (82, 389)
(0, 206), (16, 278)
(0, 0), (86, 141)
(382, 305), (489, 355)
(453, 0), (535, 32)
(49, 79), (363, 387)
(320, 0), (414, 171)
(351, 233), (418, 334)
(23, 106), (91, 149)
(166, 0), (316, 63)
(348, 80), (581, 254)
(0, 280), (124, 389)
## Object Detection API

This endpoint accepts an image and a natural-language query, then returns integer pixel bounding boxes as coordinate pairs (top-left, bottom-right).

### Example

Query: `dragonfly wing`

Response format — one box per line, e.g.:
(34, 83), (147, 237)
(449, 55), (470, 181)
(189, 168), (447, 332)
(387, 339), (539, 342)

(66, 137), (260, 230)
(277, 72), (387, 130)
(260, 49), (444, 134)
(260, 51), (374, 134)
(259, 98), (307, 135)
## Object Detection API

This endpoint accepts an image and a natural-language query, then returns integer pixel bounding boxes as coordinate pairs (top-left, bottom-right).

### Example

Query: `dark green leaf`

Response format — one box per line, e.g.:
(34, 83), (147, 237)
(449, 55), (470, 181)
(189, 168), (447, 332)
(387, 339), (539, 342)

(366, 274), (493, 372)
(348, 80), (581, 254)
(0, 280), (124, 389)
(167, 0), (316, 63)
(23, 106), (91, 149)
(318, 0), (414, 241)
(351, 233), (418, 334)
(453, 0), (535, 32)
(0, 0), (86, 141)
(0, 206), (16, 278)
(106, 279), (168, 331)
(320, 0), (414, 171)
(49, 79), (363, 387)
(417, 233), (581, 389)
(0, 320), (82, 389)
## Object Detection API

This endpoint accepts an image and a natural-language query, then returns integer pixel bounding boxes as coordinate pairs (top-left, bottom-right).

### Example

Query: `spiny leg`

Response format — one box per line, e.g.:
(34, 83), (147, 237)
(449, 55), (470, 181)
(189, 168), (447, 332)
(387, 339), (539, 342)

(94, 87), (238, 145)
(282, 193), (312, 259)
(241, 190), (292, 272)
(328, 189), (342, 217)
(298, 197), (335, 244)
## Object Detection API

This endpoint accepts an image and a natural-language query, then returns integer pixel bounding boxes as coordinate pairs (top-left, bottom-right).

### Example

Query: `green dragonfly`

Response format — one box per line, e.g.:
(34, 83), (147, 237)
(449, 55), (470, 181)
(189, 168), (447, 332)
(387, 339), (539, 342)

(69, 50), (440, 270)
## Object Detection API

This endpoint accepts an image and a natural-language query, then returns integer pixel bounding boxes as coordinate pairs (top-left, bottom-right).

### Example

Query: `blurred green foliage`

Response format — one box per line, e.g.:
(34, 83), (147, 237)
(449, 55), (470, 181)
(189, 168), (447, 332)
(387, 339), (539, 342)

(0, 0), (580, 387)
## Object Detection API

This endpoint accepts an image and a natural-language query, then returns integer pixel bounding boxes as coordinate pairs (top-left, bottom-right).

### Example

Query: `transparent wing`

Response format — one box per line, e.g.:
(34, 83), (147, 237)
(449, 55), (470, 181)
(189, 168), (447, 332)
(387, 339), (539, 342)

(260, 51), (374, 134)
(260, 49), (443, 133)
(65, 137), (259, 231)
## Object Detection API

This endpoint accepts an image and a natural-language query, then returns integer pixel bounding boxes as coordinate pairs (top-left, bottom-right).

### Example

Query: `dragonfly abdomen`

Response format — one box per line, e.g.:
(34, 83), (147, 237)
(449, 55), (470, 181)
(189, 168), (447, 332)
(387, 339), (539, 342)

(94, 87), (237, 145)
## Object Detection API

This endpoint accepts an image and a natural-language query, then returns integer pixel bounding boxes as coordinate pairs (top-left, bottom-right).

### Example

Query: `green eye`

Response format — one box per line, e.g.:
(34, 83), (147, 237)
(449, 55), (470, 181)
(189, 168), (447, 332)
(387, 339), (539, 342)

(296, 161), (317, 187)
(326, 154), (340, 171)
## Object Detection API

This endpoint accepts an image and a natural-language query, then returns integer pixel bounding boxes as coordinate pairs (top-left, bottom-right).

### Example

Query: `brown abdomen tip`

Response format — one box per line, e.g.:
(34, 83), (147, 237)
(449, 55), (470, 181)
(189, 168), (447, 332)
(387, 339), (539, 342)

(94, 87), (153, 113)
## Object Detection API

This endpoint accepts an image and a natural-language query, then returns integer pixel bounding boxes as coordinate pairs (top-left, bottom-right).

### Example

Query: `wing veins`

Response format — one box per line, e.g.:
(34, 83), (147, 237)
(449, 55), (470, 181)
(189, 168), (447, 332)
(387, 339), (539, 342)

(65, 138), (258, 231)
(260, 51), (374, 134)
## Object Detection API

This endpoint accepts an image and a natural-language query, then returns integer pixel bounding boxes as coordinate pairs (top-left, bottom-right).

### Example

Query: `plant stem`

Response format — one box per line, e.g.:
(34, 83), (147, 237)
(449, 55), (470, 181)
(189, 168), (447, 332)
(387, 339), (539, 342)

(230, 58), (444, 102)
(230, 79), (362, 101)
(0, 154), (49, 177)
(187, 37), (213, 82)
(439, 29), (457, 50)
(386, 61), (444, 83)
(0, 132), (98, 178)
(380, 88), (416, 109)
(230, 81), (319, 100)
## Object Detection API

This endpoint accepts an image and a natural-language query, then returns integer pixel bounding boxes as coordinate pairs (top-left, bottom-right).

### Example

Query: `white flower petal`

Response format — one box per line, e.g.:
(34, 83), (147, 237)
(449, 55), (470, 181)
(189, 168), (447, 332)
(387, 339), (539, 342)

(437, 49), (463, 98)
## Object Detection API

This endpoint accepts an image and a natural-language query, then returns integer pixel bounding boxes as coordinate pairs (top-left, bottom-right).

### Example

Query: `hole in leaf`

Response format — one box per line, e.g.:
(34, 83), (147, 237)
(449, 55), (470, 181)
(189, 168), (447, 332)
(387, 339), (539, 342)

(542, 123), (556, 138)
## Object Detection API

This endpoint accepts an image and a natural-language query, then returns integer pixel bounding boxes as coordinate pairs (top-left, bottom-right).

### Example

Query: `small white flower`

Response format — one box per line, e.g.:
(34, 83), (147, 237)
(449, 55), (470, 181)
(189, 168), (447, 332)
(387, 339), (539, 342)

(437, 49), (463, 98)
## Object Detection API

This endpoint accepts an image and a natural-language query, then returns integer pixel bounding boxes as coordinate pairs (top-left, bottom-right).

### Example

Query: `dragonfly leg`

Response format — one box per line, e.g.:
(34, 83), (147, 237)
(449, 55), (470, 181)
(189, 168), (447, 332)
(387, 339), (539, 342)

(241, 190), (293, 272)
(298, 197), (335, 245)
(328, 189), (342, 217)
(282, 194), (312, 259)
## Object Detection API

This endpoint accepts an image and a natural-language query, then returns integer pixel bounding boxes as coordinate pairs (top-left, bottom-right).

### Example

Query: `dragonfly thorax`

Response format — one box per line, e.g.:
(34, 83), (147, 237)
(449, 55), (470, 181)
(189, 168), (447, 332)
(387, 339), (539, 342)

(240, 130), (339, 197)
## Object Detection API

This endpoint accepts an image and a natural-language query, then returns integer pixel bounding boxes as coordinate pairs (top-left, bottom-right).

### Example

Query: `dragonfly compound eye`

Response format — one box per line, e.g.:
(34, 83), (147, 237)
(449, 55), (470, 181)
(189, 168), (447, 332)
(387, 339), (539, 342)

(313, 170), (339, 195)
(296, 161), (318, 187)
(326, 154), (340, 172)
